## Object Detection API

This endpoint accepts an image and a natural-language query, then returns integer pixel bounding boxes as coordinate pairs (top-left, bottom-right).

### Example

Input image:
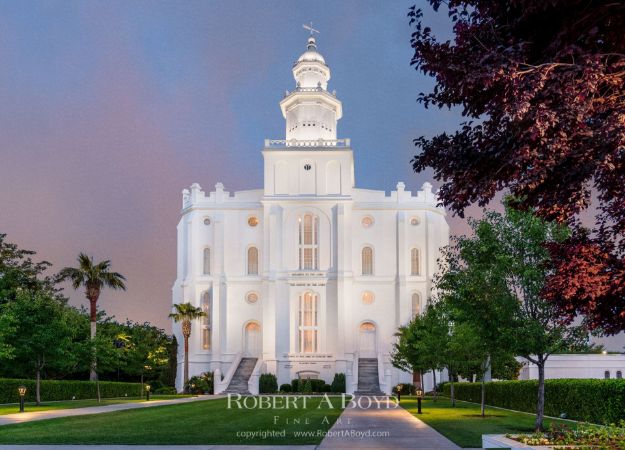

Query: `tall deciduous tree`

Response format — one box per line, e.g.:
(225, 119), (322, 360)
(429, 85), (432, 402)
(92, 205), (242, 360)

(59, 254), (126, 381)
(437, 204), (588, 430)
(169, 302), (206, 391)
(2, 290), (75, 404)
(408, 1), (625, 332)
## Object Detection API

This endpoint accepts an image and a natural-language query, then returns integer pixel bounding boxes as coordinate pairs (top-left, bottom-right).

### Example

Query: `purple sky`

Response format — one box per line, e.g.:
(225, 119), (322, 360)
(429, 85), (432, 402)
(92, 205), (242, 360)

(1, 1), (622, 350)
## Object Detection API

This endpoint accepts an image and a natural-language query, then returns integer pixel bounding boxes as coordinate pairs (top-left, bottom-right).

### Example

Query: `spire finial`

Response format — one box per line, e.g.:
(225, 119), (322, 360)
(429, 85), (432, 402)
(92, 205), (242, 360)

(303, 22), (320, 36)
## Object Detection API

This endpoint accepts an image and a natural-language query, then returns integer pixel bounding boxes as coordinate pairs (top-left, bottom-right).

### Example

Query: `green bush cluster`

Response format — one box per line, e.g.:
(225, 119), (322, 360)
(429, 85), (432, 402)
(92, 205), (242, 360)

(259, 374), (278, 394)
(279, 383), (292, 392)
(154, 386), (177, 395)
(441, 379), (625, 424)
(185, 372), (213, 395)
(289, 378), (333, 393)
(0, 378), (141, 403)
(331, 373), (346, 393)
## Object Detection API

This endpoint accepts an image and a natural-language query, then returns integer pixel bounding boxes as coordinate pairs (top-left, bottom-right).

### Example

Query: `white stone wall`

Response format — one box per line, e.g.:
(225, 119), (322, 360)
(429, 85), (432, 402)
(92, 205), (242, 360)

(517, 354), (625, 380)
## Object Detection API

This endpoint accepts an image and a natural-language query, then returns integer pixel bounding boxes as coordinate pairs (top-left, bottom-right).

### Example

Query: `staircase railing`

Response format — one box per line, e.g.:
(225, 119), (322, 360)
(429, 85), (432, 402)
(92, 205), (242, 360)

(377, 352), (392, 395)
(247, 358), (263, 395)
(214, 352), (242, 394)
(350, 351), (359, 394)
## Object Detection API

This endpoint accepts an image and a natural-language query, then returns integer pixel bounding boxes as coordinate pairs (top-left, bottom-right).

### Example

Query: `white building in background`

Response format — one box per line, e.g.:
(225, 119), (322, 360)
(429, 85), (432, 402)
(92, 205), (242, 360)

(172, 35), (449, 394)
(518, 354), (625, 381)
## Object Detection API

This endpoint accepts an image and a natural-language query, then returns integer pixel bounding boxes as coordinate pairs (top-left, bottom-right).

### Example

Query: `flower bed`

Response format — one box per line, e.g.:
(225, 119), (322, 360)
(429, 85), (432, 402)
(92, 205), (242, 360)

(504, 422), (625, 449)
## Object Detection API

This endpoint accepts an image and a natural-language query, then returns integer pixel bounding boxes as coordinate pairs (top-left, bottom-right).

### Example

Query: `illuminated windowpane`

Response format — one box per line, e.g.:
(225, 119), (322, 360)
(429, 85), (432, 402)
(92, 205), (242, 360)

(410, 248), (420, 275)
(201, 291), (212, 350)
(298, 292), (318, 353)
(362, 247), (373, 275)
(247, 247), (258, 275)
(298, 214), (319, 270)
(412, 293), (421, 317)
(203, 248), (210, 275)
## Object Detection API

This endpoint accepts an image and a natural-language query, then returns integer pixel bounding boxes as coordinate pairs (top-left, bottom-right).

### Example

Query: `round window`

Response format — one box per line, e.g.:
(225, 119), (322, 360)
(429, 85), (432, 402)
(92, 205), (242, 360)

(246, 292), (259, 304)
(410, 217), (420, 226)
(203, 218), (211, 226)
(362, 291), (375, 305)
(361, 216), (374, 228)
(248, 216), (259, 227)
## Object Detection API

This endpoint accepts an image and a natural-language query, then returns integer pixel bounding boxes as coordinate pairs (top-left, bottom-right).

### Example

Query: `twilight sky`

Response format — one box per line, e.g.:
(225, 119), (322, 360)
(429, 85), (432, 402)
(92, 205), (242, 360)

(1, 1), (622, 350)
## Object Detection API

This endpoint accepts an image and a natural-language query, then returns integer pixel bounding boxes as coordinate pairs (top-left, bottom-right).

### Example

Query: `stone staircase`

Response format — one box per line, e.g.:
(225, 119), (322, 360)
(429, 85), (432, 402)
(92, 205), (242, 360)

(354, 358), (385, 396)
(223, 357), (257, 394)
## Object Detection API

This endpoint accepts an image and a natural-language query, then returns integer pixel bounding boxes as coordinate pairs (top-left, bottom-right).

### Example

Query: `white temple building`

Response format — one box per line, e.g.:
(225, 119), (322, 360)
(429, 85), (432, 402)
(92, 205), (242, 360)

(172, 35), (449, 394)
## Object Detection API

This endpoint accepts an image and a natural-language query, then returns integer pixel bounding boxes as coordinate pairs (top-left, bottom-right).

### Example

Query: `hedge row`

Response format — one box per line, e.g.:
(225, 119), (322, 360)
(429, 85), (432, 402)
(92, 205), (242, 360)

(0, 378), (142, 404)
(441, 379), (625, 424)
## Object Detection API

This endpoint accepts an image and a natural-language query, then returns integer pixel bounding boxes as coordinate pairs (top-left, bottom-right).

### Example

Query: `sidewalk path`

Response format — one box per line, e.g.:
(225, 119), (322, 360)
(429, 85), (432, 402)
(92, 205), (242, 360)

(318, 396), (461, 450)
(0, 395), (221, 426)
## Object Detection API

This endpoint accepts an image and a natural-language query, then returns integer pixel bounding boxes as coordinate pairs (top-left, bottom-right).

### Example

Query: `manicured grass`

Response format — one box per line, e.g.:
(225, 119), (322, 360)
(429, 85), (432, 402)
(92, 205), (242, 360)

(0, 396), (344, 445)
(0, 395), (192, 415)
(401, 396), (571, 448)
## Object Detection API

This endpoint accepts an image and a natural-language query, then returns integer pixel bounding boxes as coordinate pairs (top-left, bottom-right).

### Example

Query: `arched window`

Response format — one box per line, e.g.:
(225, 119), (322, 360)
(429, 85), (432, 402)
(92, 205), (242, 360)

(362, 246), (373, 275)
(298, 292), (318, 353)
(412, 293), (421, 317)
(410, 248), (420, 276)
(201, 290), (212, 350)
(605, 370), (611, 379)
(617, 371), (623, 379)
(247, 247), (258, 275)
(203, 248), (211, 275)
(298, 214), (319, 270)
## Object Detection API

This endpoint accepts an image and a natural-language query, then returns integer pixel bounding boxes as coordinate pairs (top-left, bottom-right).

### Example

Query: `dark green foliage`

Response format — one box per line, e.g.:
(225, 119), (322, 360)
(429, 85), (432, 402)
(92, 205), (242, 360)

(291, 378), (299, 392)
(302, 379), (312, 394)
(259, 373), (278, 394)
(331, 373), (346, 393)
(279, 383), (292, 392)
(322, 384), (332, 393)
(0, 378), (140, 403)
(154, 386), (177, 395)
(185, 372), (213, 394)
(395, 384), (416, 395)
(441, 380), (625, 424)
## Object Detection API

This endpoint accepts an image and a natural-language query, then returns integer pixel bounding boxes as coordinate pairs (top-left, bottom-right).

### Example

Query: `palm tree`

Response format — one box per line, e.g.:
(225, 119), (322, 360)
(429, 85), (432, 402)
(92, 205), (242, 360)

(59, 253), (126, 381)
(169, 302), (206, 391)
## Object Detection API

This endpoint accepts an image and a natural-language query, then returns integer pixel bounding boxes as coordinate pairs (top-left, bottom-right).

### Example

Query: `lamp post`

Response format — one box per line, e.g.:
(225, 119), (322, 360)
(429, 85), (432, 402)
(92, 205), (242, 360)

(416, 387), (424, 414)
(17, 386), (26, 413)
(145, 384), (151, 401)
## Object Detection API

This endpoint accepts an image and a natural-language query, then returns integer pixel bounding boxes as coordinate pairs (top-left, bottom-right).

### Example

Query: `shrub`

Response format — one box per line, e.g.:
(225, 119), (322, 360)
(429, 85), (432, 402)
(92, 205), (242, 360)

(186, 372), (213, 394)
(441, 379), (625, 424)
(394, 384), (415, 395)
(0, 378), (142, 403)
(291, 378), (300, 392)
(310, 379), (325, 392)
(154, 386), (177, 395)
(302, 379), (312, 394)
(279, 383), (292, 392)
(322, 384), (332, 392)
(259, 373), (278, 394)
(331, 373), (346, 393)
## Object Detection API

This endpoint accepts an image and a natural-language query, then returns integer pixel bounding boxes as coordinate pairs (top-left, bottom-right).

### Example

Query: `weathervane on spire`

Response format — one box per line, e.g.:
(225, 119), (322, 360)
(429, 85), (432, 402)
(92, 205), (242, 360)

(303, 22), (320, 36)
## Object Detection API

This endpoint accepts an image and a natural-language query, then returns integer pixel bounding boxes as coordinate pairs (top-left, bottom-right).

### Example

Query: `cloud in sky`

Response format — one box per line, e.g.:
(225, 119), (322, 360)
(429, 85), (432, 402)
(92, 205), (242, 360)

(1, 1), (621, 350)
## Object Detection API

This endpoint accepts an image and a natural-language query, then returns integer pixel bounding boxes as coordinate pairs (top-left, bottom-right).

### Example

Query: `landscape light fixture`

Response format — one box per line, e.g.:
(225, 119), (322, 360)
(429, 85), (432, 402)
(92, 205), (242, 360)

(415, 387), (424, 414)
(17, 385), (26, 413)
(145, 384), (151, 401)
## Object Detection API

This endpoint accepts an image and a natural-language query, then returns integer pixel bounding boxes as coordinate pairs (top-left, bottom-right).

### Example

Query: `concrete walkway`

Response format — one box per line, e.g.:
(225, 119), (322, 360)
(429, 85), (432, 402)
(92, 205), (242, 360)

(318, 396), (461, 450)
(0, 395), (220, 426)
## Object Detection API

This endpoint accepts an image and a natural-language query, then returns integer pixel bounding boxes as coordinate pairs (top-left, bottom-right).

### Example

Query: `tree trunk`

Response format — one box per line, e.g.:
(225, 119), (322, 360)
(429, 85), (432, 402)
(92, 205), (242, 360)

(184, 335), (189, 392)
(89, 298), (98, 382)
(432, 369), (437, 401)
(36, 367), (41, 406)
(450, 373), (455, 407)
(141, 372), (144, 399)
(96, 373), (101, 403)
(481, 376), (486, 417)
(535, 356), (546, 431)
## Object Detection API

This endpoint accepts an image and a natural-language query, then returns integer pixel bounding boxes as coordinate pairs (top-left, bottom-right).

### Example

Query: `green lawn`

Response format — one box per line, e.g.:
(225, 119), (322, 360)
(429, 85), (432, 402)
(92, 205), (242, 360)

(0, 395), (191, 415)
(401, 396), (570, 448)
(0, 396), (344, 445)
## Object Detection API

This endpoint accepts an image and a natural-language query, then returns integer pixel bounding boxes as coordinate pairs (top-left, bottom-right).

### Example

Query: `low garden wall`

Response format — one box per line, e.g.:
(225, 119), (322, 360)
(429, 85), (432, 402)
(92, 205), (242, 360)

(441, 379), (625, 424)
(0, 378), (142, 404)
